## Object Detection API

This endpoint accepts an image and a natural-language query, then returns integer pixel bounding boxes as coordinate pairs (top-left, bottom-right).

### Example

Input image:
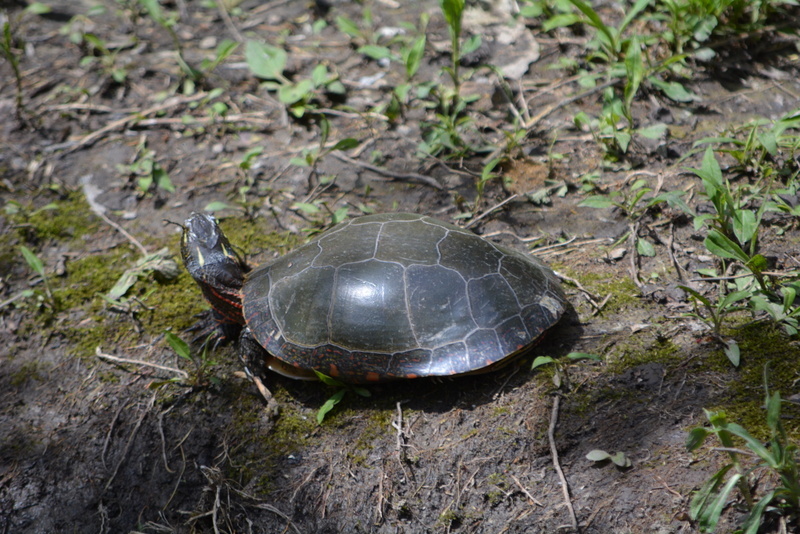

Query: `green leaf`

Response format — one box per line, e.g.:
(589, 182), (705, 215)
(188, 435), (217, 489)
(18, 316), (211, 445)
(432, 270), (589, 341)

(20, 246), (45, 276)
(649, 77), (699, 102)
(542, 13), (583, 32)
(440, 0), (465, 39)
(165, 331), (192, 361)
(244, 41), (287, 80)
(404, 35), (426, 79)
(335, 15), (361, 40)
(696, 473), (742, 530)
(624, 37), (643, 113)
(353, 386), (371, 398)
(203, 201), (237, 212)
(610, 451), (632, 467)
(462, 34), (481, 56)
(732, 209), (757, 248)
(358, 45), (393, 60)
(586, 449), (612, 462)
(705, 230), (750, 263)
(329, 138), (360, 152)
(317, 389), (346, 424)
(578, 195), (617, 209)
(636, 238), (656, 257)
(25, 2), (52, 14)
(741, 491), (776, 534)
(723, 339), (740, 367)
(278, 79), (313, 105)
(531, 356), (555, 370)
(637, 123), (667, 139)
(745, 254), (767, 275)
(568, 0), (613, 46)
(313, 370), (346, 388)
(766, 391), (781, 433)
(686, 427), (709, 451)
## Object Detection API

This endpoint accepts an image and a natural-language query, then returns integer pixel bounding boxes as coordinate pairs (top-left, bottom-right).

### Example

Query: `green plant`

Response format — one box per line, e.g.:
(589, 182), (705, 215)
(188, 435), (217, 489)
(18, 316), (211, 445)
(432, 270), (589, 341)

(659, 0), (798, 60)
(117, 138), (176, 198)
(138, 0), (202, 82)
(19, 245), (56, 309)
(314, 371), (371, 424)
(1, 22), (25, 117)
(0, 2), (52, 117)
(245, 41), (345, 118)
(416, 0), (483, 158)
(695, 107), (800, 182)
(532, 352), (602, 388)
(289, 116), (360, 207)
(161, 331), (219, 387)
(687, 368), (800, 533)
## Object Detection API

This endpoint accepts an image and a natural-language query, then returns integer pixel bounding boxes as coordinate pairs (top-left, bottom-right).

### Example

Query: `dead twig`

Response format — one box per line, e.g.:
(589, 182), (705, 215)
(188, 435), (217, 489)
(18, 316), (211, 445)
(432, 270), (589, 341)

(96, 346), (189, 379)
(331, 151), (444, 190)
(465, 194), (519, 229)
(549, 395), (580, 532)
(49, 92), (211, 155)
(524, 79), (618, 130)
(509, 473), (543, 506)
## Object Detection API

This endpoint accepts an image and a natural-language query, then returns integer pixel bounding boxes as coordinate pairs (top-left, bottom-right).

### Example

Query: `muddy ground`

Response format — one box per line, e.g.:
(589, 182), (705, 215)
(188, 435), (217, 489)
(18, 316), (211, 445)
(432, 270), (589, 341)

(2, 1), (800, 533)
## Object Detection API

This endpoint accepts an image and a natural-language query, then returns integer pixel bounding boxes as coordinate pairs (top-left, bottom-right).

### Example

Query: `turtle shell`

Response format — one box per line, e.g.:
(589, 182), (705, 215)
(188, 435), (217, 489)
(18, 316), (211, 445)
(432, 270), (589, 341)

(242, 213), (567, 383)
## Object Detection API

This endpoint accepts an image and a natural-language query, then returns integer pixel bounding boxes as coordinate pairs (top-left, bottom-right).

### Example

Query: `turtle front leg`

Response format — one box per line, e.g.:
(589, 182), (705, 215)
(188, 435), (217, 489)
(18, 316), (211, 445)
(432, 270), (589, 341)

(238, 328), (279, 416)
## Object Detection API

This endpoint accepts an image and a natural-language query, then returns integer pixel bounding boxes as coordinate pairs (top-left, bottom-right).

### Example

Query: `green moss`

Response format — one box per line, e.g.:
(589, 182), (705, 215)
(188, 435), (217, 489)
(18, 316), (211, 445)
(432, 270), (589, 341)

(606, 335), (681, 373)
(12, 191), (99, 243)
(704, 323), (800, 441)
(217, 217), (302, 265)
(225, 389), (318, 490)
(572, 271), (641, 314)
(54, 246), (133, 311)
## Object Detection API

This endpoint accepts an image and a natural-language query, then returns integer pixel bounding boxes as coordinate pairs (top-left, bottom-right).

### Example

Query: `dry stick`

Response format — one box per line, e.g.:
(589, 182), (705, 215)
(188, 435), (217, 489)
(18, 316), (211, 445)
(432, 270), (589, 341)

(92, 208), (149, 257)
(331, 151), (444, 190)
(50, 92), (211, 155)
(666, 222), (684, 283)
(549, 395), (580, 532)
(216, 0), (244, 42)
(96, 347), (189, 378)
(465, 194), (519, 229)
(509, 472), (543, 506)
(524, 79), (618, 130)
(628, 222), (645, 289)
(104, 393), (156, 492)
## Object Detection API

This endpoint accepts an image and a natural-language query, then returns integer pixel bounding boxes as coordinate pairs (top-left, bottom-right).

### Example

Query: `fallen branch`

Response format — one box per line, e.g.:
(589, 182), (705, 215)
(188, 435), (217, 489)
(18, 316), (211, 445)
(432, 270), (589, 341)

(549, 395), (580, 532)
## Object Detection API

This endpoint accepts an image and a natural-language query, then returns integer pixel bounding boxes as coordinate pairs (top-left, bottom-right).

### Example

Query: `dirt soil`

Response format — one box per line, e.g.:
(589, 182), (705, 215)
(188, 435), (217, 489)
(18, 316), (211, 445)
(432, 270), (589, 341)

(2, 1), (800, 533)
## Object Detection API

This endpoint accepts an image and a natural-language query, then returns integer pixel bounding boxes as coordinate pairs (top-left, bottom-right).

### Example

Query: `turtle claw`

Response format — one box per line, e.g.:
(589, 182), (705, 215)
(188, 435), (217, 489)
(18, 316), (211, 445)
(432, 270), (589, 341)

(186, 310), (241, 347)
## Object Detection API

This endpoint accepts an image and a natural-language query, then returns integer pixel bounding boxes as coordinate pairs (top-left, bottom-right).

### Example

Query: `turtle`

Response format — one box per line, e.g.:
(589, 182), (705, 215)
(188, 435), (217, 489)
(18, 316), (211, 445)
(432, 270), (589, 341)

(181, 212), (567, 384)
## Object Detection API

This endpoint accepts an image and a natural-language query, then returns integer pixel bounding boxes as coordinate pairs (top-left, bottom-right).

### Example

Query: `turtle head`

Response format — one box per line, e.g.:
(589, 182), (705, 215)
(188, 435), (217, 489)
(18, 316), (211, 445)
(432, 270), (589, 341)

(182, 213), (247, 325)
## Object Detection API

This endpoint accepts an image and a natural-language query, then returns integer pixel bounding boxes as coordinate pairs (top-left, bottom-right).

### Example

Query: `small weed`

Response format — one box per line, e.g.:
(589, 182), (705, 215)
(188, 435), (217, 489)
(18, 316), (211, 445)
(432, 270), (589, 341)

(138, 0), (202, 82)
(160, 331), (219, 388)
(245, 41), (345, 118)
(687, 366), (800, 533)
(313, 371), (371, 424)
(532, 352), (602, 388)
(117, 137), (176, 198)
(417, 0), (483, 158)
(18, 246), (56, 310)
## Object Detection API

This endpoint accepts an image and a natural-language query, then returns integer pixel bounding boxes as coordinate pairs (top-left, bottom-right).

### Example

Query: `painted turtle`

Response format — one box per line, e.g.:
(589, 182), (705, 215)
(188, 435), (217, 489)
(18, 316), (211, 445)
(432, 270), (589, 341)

(181, 212), (567, 383)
